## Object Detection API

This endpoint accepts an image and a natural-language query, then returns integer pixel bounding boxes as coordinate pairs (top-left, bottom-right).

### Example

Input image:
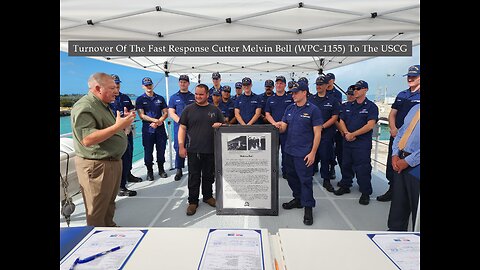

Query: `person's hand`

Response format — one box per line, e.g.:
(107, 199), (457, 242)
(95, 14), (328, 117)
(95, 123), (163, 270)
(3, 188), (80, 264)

(116, 110), (135, 130)
(395, 159), (410, 173)
(212, 122), (223, 128)
(392, 155), (400, 171)
(304, 152), (315, 167)
(149, 122), (158, 128)
(390, 127), (398, 138)
(344, 132), (356, 141)
(273, 122), (282, 129)
(179, 146), (187, 158)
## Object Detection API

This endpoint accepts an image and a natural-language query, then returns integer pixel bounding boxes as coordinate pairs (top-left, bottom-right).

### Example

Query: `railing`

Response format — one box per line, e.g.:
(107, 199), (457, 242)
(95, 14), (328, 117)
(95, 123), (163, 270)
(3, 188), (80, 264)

(61, 121), (389, 175)
(371, 123), (390, 174)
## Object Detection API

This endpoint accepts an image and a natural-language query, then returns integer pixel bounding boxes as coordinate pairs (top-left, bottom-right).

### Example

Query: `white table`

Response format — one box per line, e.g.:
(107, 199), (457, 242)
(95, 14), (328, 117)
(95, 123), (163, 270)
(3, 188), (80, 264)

(275, 229), (418, 270)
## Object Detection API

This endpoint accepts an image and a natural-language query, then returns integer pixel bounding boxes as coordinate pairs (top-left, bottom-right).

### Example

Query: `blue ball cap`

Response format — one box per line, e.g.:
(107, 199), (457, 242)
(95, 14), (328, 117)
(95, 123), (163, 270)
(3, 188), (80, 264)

(179, 74), (190, 82)
(212, 72), (221, 79)
(242, 77), (252, 85)
(212, 90), (221, 96)
(275, 75), (286, 83)
(354, 80), (368, 89)
(222, 85), (231, 92)
(298, 77), (308, 84)
(346, 85), (355, 95)
(264, 79), (274, 87)
(142, 77), (153, 86)
(404, 65), (420, 76)
(326, 73), (335, 80)
(315, 76), (328, 85)
(291, 81), (309, 92)
(235, 82), (243, 88)
(111, 74), (121, 84)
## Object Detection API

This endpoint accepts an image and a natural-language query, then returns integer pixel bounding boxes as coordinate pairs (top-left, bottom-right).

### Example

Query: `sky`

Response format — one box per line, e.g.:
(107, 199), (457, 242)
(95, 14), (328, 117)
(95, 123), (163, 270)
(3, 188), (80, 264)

(60, 45), (419, 101)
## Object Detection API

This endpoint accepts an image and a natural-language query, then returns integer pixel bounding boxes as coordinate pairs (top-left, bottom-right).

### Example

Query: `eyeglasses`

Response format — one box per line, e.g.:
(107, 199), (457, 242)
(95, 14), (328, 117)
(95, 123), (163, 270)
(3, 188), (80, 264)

(212, 78), (220, 80)
(347, 92), (354, 96)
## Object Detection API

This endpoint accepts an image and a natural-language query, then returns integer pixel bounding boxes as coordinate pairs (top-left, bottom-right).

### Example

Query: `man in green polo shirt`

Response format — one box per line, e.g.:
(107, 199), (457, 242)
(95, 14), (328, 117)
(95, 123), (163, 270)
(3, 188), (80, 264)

(71, 72), (136, 227)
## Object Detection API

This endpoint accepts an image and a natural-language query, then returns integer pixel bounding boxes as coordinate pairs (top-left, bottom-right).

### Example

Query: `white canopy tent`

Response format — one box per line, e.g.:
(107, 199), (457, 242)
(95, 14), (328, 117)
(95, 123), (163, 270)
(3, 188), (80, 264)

(60, 0), (420, 89)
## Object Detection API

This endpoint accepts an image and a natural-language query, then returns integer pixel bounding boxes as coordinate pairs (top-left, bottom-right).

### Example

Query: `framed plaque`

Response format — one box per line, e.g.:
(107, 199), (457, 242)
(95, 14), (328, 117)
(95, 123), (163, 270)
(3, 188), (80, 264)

(214, 125), (279, 215)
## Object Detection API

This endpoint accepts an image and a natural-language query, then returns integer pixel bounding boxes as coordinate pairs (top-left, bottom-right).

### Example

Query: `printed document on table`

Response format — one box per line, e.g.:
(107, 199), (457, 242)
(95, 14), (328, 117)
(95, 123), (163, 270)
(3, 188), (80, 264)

(198, 229), (265, 270)
(368, 233), (420, 270)
(60, 229), (147, 270)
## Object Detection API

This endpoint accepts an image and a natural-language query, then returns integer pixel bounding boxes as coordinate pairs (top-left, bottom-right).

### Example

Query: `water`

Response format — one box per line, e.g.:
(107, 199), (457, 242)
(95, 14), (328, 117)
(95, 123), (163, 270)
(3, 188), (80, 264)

(61, 115), (390, 164)
(60, 115), (175, 163)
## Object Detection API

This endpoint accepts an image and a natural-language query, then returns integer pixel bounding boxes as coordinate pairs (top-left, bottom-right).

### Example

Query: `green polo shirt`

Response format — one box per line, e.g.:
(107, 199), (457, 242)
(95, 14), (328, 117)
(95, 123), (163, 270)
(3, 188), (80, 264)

(71, 91), (127, 160)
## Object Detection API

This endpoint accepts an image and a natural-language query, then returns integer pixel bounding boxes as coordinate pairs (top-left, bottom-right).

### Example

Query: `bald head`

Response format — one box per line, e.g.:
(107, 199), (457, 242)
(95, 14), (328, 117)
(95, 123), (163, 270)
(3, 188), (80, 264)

(87, 72), (117, 103)
(88, 72), (113, 89)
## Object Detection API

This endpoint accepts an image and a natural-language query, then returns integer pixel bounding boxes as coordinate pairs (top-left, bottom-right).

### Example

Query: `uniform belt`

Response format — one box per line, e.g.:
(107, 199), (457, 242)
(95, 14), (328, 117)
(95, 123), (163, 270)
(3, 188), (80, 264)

(398, 150), (411, 159)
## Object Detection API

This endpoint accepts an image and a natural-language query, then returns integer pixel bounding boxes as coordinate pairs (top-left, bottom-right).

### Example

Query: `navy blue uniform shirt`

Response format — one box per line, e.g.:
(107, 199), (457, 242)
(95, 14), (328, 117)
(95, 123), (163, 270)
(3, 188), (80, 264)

(109, 92), (134, 116)
(218, 99), (235, 120)
(135, 93), (168, 134)
(265, 93), (293, 122)
(391, 88), (420, 128)
(282, 102), (323, 157)
(208, 85), (223, 103)
(308, 94), (340, 138)
(340, 98), (379, 148)
(326, 87), (343, 103)
(234, 93), (262, 124)
(168, 90), (195, 127)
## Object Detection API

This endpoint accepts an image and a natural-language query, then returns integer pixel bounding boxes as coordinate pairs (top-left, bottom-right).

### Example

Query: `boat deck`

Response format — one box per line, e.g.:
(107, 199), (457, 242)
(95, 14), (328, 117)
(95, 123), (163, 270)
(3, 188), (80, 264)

(60, 157), (400, 233)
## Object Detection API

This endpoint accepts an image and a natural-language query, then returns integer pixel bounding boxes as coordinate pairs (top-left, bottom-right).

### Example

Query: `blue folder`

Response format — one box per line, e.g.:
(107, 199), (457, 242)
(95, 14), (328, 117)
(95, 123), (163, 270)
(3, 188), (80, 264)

(60, 226), (94, 260)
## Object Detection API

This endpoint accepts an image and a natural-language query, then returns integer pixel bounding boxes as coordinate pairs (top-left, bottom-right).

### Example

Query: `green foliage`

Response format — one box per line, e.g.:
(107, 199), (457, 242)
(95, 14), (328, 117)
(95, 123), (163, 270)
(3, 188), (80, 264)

(60, 94), (84, 107)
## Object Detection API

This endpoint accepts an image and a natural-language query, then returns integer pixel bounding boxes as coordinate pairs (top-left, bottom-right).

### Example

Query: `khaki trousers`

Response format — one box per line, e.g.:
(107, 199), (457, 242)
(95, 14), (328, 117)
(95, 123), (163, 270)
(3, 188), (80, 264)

(75, 157), (122, 226)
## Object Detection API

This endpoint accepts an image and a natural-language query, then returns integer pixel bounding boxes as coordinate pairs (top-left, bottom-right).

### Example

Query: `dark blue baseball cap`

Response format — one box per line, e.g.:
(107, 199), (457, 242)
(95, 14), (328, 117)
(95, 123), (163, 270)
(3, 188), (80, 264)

(298, 77), (308, 84)
(235, 82), (242, 88)
(315, 76), (328, 85)
(212, 90), (221, 96)
(242, 77), (252, 85)
(291, 82), (309, 92)
(264, 79), (274, 87)
(346, 85), (355, 95)
(179, 74), (190, 82)
(275, 75), (286, 83)
(287, 81), (296, 88)
(212, 72), (221, 79)
(326, 73), (335, 80)
(111, 74), (121, 84)
(404, 65), (420, 76)
(142, 77), (153, 86)
(222, 85), (231, 92)
(354, 80), (368, 89)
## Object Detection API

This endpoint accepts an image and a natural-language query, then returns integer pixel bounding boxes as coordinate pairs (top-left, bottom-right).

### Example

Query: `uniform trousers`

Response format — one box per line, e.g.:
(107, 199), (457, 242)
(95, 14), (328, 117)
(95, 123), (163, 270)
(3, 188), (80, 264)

(284, 153), (315, 207)
(387, 166), (420, 231)
(338, 146), (373, 195)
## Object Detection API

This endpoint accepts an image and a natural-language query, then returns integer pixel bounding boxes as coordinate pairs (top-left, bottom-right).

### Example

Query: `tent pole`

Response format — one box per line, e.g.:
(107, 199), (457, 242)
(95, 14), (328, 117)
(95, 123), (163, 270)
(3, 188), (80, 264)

(165, 71), (174, 170)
